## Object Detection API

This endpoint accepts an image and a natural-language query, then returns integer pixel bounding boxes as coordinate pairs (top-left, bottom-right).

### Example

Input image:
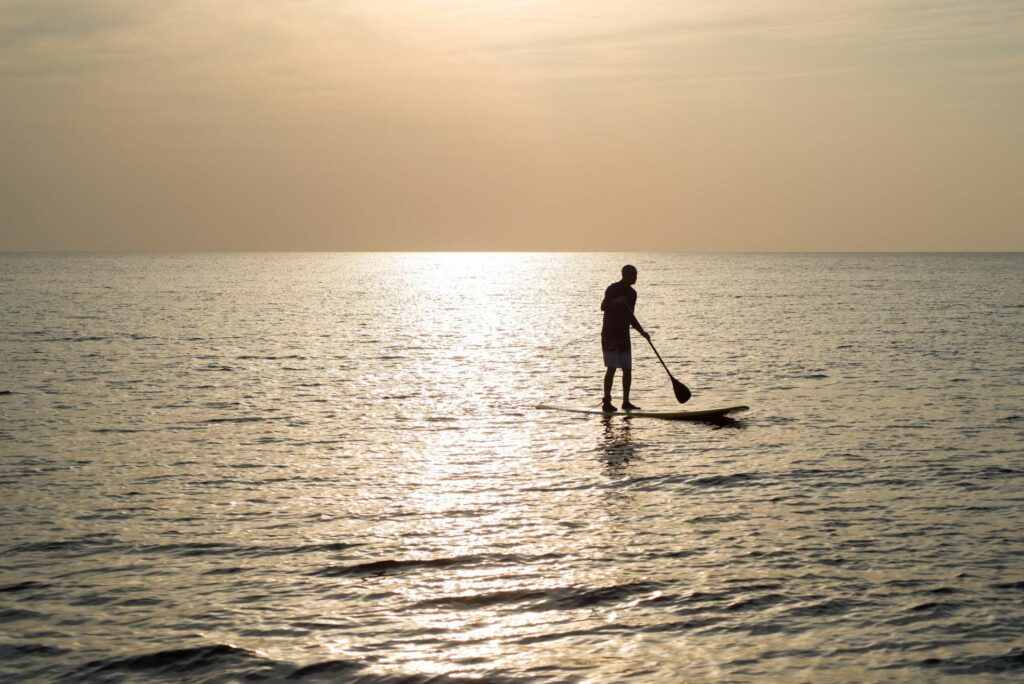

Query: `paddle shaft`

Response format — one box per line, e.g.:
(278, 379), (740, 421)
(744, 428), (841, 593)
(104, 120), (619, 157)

(645, 336), (676, 381)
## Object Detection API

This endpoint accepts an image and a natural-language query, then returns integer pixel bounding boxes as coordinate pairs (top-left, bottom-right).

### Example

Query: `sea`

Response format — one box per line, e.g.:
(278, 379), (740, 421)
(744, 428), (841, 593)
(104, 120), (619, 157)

(1, 252), (1022, 682)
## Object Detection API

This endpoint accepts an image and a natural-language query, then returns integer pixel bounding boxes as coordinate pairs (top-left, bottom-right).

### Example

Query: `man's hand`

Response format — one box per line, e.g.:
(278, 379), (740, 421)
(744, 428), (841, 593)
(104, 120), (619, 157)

(640, 330), (651, 341)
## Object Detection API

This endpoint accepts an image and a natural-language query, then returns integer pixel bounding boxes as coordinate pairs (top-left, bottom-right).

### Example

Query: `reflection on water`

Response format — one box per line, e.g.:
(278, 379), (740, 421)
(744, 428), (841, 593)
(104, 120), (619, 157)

(601, 416), (636, 472)
(1, 252), (1023, 682)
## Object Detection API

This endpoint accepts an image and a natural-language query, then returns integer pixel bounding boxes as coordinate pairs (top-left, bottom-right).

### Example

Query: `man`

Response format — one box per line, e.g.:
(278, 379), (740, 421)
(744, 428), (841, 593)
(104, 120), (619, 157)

(601, 264), (650, 412)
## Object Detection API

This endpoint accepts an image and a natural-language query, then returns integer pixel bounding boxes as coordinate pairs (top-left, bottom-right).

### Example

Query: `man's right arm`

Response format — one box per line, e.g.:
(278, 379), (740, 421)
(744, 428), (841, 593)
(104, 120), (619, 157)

(602, 286), (630, 312)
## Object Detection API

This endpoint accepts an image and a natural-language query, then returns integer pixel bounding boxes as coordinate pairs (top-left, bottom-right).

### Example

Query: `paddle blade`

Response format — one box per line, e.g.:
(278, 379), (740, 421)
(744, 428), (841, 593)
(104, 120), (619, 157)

(672, 378), (692, 404)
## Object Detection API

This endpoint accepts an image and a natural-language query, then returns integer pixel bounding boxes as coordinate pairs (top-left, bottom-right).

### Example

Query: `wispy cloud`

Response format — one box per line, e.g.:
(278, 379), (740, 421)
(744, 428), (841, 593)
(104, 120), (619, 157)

(470, 0), (1024, 92)
(1, 0), (1021, 251)
(0, 0), (147, 43)
(0, 1), (160, 76)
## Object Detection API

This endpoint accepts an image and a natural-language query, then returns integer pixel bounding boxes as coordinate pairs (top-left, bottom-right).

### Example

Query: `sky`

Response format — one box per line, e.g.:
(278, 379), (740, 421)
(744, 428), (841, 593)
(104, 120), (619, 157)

(1, 0), (1022, 251)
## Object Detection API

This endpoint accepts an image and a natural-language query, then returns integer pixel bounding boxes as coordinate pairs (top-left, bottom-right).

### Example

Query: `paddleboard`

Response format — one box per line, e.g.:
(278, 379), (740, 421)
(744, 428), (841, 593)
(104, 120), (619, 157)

(537, 404), (749, 421)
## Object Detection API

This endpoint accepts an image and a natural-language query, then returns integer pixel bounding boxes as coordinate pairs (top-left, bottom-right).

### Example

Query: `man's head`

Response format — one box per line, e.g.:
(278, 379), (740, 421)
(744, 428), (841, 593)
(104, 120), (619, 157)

(621, 264), (638, 285)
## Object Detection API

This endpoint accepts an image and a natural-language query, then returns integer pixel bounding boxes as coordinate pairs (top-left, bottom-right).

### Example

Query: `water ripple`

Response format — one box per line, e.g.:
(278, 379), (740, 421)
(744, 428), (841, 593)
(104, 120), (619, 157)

(2, 252), (1022, 682)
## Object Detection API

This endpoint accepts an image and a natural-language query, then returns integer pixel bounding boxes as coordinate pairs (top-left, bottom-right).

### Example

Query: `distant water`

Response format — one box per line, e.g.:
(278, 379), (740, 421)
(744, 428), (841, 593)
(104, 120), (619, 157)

(1, 252), (1022, 682)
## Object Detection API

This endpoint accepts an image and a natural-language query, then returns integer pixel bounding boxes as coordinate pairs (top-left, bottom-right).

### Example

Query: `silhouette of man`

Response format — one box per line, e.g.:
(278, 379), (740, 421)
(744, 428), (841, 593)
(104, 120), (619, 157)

(601, 264), (650, 412)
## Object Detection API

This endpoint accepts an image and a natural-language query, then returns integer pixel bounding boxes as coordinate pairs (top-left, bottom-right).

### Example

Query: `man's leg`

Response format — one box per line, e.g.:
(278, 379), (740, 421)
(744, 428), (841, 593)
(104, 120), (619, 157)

(621, 364), (640, 410)
(603, 367), (618, 411)
(604, 367), (616, 400)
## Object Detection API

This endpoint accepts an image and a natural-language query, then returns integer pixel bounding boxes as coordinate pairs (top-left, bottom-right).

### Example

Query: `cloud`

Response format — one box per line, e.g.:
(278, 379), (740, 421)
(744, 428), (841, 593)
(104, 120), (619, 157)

(1, 0), (1021, 250)
(0, 0), (164, 74)
(470, 0), (1024, 92)
(0, 0), (145, 42)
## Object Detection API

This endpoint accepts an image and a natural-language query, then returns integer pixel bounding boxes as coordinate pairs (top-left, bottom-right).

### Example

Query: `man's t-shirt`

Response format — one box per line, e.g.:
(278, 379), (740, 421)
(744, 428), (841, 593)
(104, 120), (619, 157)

(601, 281), (638, 352)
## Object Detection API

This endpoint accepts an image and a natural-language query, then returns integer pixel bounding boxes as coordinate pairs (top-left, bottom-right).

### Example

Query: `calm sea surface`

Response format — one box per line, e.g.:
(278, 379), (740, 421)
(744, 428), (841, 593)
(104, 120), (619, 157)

(1, 252), (1022, 682)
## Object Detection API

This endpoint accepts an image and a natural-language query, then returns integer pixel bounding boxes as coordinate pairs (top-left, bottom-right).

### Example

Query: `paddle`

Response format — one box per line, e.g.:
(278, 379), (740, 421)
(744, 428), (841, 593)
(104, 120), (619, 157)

(644, 335), (692, 404)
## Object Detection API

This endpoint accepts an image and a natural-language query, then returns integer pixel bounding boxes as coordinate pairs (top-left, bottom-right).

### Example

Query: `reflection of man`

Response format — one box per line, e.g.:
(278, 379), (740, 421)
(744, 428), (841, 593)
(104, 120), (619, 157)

(602, 416), (635, 467)
(600, 264), (650, 412)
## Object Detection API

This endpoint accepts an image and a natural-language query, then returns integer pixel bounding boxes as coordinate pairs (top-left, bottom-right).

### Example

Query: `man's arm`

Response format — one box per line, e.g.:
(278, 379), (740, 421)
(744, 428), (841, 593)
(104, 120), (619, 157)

(628, 292), (650, 339)
(630, 314), (650, 340)
(601, 286), (629, 312)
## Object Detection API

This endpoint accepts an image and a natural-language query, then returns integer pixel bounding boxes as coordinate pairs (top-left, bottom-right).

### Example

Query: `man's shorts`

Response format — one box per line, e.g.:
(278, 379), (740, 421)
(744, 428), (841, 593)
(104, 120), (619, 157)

(603, 350), (632, 370)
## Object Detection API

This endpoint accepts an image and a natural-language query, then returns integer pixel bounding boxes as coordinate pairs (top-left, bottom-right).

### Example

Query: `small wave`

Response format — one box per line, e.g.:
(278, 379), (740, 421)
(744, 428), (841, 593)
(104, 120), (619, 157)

(687, 513), (742, 525)
(286, 659), (365, 680)
(0, 643), (69, 658)
(68, 645), (483, 683)
(412, 587), (553, 610)
(313, 556), (477, 577)
(543, 581), (662, 610)
(882, 601), (959, 626)
(640, 616), (723, 634)
(203, 566), (248, 576)
(117, 597), (164, 607)
(724, 593), (788, 612)
(412, 581), (660, 612)
(8, 535), (120, 554)
(515, 625), (622, 645)
(979, 465), (1021, 477)
(608, 473), (689, 490)
(0, 580), (47, 594)
(686, 472), (757, 488)
(129, 540), (358, 559)
(133, 542), (236, 557)
(0, 608), (43, 623)
(313, 552), (563, 578)
(653, 548), (705, 560)
(72, 644), (262, 681)
(919, 648), (1024, 675)
(289, 542), (361, 554)
(785, 598), (856, 617)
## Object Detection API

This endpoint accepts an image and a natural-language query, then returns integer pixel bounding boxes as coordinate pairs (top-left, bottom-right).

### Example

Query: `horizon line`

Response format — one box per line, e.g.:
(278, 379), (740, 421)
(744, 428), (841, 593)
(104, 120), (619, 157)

(2, 249), (1022, 256)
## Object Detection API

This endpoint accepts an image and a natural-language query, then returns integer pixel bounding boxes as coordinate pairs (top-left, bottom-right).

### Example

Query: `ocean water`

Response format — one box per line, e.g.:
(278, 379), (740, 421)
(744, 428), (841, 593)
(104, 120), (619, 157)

(1, 252), (1022, 682)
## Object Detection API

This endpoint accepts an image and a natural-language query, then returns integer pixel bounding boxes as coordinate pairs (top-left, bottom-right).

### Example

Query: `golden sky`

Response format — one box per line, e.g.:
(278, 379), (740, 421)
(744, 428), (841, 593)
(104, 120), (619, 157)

(1, 0), (1022, 251)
